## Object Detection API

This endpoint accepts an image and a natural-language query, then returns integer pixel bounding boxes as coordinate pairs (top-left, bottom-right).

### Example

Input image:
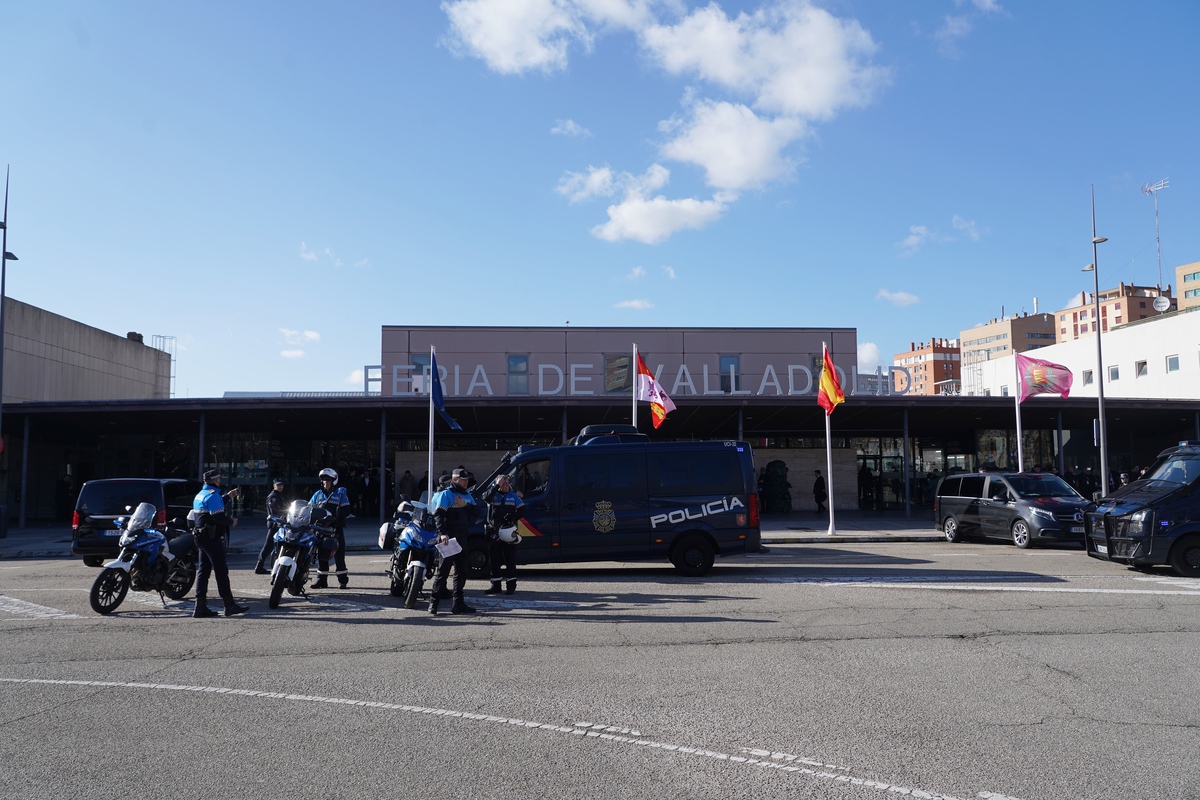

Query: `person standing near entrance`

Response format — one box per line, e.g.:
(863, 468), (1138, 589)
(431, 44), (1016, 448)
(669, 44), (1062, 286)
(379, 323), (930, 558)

(429, 468), (478, 615)
(189, 470), (249, 618)
(255, 477), (287, 575)
(813, 469), (828, 514)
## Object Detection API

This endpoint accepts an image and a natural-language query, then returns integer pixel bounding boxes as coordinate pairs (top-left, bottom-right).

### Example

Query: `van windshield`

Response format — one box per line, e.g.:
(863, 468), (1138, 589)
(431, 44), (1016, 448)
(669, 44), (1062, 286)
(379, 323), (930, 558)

(1144, 454), (1200, 486)
(1007, 475), (1080, 499)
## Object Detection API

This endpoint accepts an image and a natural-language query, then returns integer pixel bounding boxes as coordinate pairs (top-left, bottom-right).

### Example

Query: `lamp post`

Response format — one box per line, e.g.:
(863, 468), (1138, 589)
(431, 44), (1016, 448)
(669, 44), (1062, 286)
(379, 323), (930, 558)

(1083, 185), (1109, 497)
(0, 167), (17, 451)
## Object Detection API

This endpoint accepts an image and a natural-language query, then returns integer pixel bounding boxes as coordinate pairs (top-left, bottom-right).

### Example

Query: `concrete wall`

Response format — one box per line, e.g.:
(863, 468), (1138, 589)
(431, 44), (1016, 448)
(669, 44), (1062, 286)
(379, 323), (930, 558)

(2, 297), (170, 402)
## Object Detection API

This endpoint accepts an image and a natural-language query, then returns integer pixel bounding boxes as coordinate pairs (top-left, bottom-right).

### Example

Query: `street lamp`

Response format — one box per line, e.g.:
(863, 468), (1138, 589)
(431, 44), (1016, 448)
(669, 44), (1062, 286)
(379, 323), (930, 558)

(1083, 185), (1109, 497)
(0, 166), (17, 462)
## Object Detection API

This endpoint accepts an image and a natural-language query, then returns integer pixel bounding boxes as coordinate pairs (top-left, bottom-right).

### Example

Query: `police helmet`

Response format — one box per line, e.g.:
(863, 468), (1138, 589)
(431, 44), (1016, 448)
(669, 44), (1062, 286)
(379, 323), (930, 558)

(498, 525), (521, 544)
(319, 468), (338, 485)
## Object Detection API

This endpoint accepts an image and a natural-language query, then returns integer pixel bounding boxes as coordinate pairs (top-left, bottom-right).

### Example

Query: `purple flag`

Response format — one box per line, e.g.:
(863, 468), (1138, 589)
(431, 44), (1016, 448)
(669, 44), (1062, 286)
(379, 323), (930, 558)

(1016, 353), (1073, 403)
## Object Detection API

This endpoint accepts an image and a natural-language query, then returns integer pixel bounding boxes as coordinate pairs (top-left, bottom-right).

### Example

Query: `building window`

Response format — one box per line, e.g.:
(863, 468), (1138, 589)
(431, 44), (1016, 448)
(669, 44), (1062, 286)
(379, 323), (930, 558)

(719, 355), (741, 393)
(1140, 301), (1146, 308)
(1109, 365), (1119, 382)
(411, 353), (432, 393)
(1083, 370), (1093, 385)
(1080, 309), (1088, 319)
(1135, 360), (1148, 378)
(1185, 271), (1200, 283)
(1166, 354), (1180, 372)
(1000, 385), (1009, 396)
(507, 355), (529, 395)
(1114, 302), (1121, 310)
(603, 354), (632, 393)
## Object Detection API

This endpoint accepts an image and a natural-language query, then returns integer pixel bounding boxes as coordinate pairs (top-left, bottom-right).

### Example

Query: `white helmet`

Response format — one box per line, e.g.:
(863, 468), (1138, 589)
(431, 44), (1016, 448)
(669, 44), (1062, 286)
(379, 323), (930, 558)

(498, 525), (521, 544)
(319, 468), (338, 486)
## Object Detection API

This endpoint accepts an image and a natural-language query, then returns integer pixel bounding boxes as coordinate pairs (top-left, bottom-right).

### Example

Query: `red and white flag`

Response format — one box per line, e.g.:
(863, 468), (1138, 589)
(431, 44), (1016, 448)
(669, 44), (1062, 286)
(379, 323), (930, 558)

(636, 353), (676, 429)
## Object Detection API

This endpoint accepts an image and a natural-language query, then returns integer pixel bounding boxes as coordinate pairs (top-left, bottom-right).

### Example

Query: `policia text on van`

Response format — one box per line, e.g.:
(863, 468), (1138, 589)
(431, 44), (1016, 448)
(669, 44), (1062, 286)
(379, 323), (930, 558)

(462, 426), (761, 577)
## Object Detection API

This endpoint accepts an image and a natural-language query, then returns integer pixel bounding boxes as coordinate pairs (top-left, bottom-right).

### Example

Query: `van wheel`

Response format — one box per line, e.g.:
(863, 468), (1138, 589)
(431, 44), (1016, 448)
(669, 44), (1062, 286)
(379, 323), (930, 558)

(1169, 536), (1200, 577)
(464, 537), (491, 580)
(1011, 520), (1033, 549)
(943, 517), (961, 543)
(671, 534), (715, 577)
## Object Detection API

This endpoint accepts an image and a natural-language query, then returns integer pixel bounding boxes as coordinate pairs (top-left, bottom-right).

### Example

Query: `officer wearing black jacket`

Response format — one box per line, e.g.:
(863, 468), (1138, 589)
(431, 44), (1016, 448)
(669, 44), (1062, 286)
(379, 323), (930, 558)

(254, 477), (287, 575)
(189, 469), (249, 618)
(428, 468), (478, 615)
(483, 475), (524, 595)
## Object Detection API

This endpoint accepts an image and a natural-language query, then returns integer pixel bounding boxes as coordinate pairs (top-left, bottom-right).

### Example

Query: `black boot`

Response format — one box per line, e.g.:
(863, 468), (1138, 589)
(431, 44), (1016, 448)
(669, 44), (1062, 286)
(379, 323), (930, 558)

(505, 580), (517, 595)
(485, 581), (502, 594)
(450, 599), (476, 614)
(193, 601), (217, 619)
(254, 562), (269, 576)
(311, 576), (328, 589)
(429, 596), (439, 616)
(338, 575), (349, 589)
(223, 599), (249, 617)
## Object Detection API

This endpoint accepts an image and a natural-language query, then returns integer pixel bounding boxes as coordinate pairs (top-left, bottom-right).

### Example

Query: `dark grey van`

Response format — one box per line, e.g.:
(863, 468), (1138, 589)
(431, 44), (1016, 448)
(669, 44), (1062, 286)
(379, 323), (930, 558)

(72, 478), (201, 566)
(465, 426), (761, 577)
(935, 472), (1092, 548)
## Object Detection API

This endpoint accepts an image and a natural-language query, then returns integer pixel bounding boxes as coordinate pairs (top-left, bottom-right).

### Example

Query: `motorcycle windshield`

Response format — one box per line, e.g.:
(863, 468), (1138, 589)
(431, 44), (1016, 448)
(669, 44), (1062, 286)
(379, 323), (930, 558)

(127, 502), (157, 531)
(286, 500), (313, 528)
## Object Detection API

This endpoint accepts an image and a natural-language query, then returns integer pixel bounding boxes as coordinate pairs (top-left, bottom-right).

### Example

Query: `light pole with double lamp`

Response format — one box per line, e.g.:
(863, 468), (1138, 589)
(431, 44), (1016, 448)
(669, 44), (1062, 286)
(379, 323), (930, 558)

(1082, 185), (1109, 497)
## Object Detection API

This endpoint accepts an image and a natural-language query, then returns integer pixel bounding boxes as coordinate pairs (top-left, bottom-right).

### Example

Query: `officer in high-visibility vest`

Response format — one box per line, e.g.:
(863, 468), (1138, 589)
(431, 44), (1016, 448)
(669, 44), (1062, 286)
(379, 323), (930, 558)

(189, 469), (249, 618)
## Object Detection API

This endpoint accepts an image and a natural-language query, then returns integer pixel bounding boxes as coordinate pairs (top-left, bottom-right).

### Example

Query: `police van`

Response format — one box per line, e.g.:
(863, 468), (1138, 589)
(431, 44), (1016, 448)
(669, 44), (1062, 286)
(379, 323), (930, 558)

(465, 425), (761, 577)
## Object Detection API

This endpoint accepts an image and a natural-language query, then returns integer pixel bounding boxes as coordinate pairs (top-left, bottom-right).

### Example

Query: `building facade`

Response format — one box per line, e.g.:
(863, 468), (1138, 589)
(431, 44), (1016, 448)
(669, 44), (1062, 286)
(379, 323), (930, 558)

(1052, 283), (1174, 343)
(1177, 262), (1200, 312)
(891, 338), (961, 396)
(959, 313), (1057, 395)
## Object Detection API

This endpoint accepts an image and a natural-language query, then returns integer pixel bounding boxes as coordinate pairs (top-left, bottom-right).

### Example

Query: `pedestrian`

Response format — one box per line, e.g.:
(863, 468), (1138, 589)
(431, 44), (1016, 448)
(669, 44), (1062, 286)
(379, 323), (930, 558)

(399, 469), (417, 500)
(813, 469), (827, 513)
(310, 468), (352, 589)
(255, 477), (287, 575)
(483, 474), (524, 595)
(429, 468), (478, 615)
(1119, 472), (1130, 486)
(189, 469), (249, 618)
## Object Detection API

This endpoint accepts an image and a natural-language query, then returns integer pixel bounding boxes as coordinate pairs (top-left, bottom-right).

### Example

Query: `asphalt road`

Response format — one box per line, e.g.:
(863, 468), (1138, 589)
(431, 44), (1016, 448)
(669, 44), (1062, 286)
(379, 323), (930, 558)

(2, 542), (1198, 800)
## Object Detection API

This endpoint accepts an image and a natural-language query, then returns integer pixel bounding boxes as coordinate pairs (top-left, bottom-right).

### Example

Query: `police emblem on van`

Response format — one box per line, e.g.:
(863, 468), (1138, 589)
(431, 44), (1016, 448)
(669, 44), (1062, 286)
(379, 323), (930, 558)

(593, 501), (616, 533)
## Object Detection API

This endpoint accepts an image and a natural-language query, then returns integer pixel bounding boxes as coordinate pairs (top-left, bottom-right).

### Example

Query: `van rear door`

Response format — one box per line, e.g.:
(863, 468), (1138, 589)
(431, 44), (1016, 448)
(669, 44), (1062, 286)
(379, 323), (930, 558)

(556, 449), (649, 562)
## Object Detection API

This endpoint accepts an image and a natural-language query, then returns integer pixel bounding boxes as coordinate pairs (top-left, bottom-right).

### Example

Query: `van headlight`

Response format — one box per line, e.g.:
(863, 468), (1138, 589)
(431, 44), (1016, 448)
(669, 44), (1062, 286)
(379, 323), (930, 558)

(1126, 508), (1152, 537)
(1030, 508), (1056, 523)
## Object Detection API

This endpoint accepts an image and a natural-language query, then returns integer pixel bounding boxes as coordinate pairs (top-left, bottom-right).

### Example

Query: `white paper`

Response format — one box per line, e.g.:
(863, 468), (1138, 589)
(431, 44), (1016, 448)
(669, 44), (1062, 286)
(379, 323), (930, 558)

(435, 537), (462, 557)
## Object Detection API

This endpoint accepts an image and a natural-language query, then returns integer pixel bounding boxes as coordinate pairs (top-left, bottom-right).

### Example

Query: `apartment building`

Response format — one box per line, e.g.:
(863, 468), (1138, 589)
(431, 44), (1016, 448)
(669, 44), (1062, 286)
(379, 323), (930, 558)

(1053, 282), (1174, 342)
(959, 313), (1057, 395)
(1177, 262), (1200, 312)
(891, 338), (961, 395)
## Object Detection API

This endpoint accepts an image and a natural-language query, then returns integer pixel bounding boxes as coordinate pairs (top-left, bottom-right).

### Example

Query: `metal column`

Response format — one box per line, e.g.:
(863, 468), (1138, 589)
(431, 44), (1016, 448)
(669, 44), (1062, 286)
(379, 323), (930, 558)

(903, 407), (911, 518)
(379, 409), (387, 525)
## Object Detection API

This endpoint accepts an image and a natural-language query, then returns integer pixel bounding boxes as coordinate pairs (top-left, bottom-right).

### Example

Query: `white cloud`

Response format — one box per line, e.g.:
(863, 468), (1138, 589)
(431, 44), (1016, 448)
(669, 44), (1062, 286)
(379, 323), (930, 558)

(280, 328), (320, 345)
(442, 0), (590, 74)
(877, 289), (919, 307)
(551, 118), (592, 137)
(299, 241), (318, 261)
(952, 215), (980, 241)
(858, 342), (884, 373)
(346, 368), (365, 386)
(627, 266), (646, 280)
(935, 15), (972, 57)
(660, 99), (804, 191)
(615, 299), (653, 310)
(661, 265), (676, 279)
(280, 349), (306, 359)
(962, 0), (1004, 14)
(556, 165), (616, 203)
(896, 224), (933, 255)
(592, 193), (727, 244)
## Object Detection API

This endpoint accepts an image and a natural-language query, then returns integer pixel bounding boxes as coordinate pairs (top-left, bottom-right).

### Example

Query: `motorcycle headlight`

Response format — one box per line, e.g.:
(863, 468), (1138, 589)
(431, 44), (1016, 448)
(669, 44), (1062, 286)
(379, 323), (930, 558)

(1030, 507), (1056, 522)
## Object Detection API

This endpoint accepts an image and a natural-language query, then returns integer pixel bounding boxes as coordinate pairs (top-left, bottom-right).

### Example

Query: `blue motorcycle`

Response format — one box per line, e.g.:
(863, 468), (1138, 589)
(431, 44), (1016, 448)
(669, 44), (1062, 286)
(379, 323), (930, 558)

(89, 502), (197, 615)
(383, 500), (440, 609)
(268, 500), (335, 609)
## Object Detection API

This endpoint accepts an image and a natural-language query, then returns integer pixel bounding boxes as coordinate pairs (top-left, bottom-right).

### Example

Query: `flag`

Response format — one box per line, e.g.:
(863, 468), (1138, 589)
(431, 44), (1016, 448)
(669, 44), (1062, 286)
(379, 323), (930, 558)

(817, 344), (844, 415)
(1016, 353), (1073, 403)
(636, 353), (676, 429)
(430, 351), (462, 430)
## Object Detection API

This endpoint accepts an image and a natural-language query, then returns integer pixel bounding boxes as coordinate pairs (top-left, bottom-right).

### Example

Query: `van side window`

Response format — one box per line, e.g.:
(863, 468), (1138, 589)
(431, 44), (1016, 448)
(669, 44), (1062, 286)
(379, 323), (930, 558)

(513, 459), (550, 498)
(564, 453), (646, 500)
(648, 452), (743, 497)
(938, 477), (962, 497)
(960, 476), (985, 498)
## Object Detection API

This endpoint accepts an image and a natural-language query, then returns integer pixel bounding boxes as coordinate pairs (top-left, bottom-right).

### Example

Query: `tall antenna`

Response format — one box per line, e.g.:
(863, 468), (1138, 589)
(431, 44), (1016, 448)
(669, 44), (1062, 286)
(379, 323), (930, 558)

(1141, 178), (1169, 288)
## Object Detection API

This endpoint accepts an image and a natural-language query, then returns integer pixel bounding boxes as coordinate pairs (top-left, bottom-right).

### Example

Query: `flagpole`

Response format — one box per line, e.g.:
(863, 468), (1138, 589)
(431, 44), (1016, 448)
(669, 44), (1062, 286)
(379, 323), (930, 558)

(1014, 355), (1024, 472)
(825, 411), (836, 536)
(631, 343), (638, 429)
(427, 345), (435, 504)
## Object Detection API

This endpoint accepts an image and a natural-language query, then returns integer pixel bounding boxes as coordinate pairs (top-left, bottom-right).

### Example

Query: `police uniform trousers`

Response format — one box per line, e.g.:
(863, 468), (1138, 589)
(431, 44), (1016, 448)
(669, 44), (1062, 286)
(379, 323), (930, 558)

(317, 528), (348, 581)
(488, 539), (516, 583)
(257, 520), (279, 567)
(195, 531), (233, 603)
(430, 548), (467, 601)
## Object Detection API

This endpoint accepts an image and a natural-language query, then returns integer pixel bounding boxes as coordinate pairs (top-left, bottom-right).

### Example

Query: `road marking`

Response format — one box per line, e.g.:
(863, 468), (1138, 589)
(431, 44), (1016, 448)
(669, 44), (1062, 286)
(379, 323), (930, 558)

(0, 677), (1023, 800)
(747, 574), (1200, 595)
(239, 588), (386, 613)
(0, 596), (81, 619)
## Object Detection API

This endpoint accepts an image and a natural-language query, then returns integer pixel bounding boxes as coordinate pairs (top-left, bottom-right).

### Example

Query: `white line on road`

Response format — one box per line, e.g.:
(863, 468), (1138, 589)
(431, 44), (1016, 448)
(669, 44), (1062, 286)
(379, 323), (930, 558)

(0, 596), (81, 619)
(0, 677), (1025, 800)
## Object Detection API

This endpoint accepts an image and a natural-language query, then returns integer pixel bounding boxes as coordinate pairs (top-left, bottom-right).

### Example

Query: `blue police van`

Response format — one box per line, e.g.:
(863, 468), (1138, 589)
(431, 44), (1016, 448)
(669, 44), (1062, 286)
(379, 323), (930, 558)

(465, 425), (761, 577)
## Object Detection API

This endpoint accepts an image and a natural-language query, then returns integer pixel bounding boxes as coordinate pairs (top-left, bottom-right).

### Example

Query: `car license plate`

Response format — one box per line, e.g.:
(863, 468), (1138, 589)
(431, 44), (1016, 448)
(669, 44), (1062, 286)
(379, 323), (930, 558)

(1096, 543), (1108, 555)
(1071, 526), (1084, 533)
(105, 529), (122, 536)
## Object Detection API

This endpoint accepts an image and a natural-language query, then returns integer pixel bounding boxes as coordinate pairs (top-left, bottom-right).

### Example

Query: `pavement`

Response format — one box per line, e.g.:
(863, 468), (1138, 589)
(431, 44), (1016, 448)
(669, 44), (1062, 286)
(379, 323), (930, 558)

(0, 508), (942, 560)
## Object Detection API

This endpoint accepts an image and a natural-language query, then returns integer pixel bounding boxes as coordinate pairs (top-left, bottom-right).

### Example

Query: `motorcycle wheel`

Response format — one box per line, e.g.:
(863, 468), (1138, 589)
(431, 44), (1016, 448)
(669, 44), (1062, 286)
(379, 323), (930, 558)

(403, 564), (424, 610)
(89, 568), (130, 615)
(162, 564), (196, 601)
(389, 555), (406, 598)
(268, 572), (287, 609)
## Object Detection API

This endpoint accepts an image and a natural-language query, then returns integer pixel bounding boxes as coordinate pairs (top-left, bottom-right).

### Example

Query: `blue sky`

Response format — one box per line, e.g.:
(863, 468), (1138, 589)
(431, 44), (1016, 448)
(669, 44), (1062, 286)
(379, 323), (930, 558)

(3, 1), (1198, 398)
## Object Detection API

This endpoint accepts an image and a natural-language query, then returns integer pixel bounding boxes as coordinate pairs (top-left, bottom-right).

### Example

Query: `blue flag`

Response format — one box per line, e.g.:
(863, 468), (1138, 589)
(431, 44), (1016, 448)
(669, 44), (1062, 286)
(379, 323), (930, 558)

(430, 352), (462, 431)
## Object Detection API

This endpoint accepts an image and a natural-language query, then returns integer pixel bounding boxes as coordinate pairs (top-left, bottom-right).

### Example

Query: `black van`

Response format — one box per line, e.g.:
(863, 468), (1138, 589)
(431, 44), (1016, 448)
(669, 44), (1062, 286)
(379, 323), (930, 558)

(934, 471), (1092, 548)
(72, 478), (201, 566)
(465, 426), (761, 576)
(1084, 441), (1200, 576)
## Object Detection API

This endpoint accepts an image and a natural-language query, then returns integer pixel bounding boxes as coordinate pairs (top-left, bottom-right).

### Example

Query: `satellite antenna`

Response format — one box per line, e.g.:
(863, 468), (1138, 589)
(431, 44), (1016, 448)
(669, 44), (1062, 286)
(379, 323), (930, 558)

(1140, 178), (1169, 289)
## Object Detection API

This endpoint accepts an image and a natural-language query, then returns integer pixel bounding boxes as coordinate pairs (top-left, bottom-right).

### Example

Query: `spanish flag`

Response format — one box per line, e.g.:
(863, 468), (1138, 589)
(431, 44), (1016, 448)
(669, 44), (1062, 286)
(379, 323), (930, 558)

(636, 353), (676, 429)
(817, 344), (844, 415)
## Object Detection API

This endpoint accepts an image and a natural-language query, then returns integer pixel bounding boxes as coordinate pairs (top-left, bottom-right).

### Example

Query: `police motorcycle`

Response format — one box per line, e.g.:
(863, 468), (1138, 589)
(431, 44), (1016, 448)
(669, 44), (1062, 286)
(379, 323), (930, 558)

(88, 502), (197, 615)
(267, 499), (336, 609)
(380, 499), (440, 609)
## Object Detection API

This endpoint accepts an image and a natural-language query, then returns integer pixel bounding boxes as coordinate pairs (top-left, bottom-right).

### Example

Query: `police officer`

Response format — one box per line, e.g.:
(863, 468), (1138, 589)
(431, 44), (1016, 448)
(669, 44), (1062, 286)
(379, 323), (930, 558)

(254, 477), (287, 575)
(429, 467), (477, 615)
(190, 469), (249, 618)
(483, 475), (524, 595)
(310, 468), (351, 589)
